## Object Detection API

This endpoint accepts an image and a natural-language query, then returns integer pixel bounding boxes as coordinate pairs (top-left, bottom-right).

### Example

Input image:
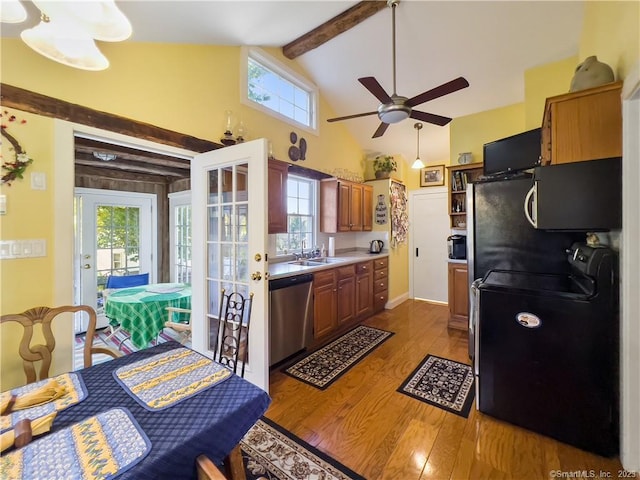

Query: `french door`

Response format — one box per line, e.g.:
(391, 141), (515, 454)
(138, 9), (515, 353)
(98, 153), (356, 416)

(75, 188), (156, 332)
(191, 139), (269, 392)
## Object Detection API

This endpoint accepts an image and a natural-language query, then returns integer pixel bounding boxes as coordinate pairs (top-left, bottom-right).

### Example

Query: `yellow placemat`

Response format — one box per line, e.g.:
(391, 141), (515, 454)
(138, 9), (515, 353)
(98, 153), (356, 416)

(113, 347), (232, 411)
(0, 407), (151, 479)
(0, 373), (87, 433)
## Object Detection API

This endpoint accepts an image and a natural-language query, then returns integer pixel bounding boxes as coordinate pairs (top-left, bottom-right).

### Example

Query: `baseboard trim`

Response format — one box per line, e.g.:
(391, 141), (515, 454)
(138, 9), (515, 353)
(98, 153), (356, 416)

(413, 298), (448, 306)
(386, 292), (409, 309)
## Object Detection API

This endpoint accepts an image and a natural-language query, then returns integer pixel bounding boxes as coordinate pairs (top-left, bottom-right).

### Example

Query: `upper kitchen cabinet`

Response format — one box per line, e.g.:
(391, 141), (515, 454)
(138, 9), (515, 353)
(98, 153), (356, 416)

(268, 159), (288, 234)
(446, 162), (483, 229)
(320, 179), (373, 233)
(541, 81), (622, 165)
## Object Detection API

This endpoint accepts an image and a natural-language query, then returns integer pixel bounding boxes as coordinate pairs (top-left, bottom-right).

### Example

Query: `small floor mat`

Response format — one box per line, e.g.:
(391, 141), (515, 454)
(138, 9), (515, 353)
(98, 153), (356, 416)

(284, 325), (393, 390)
(241, 417), (366, 480)
(397, 354), (474, 418)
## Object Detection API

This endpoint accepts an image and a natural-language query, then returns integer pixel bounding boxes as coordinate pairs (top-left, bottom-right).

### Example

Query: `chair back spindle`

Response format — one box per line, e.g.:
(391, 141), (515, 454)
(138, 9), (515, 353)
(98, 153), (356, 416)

(213, 289), (253, 378)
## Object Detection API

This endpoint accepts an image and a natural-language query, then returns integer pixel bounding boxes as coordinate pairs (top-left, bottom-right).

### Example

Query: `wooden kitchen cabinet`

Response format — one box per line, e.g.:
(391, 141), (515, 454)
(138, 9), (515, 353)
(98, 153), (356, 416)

(355, 260), (373, 318)
(541, 81), (622, 165)
(313, 269), (337, 339)
(320, 179), (373, 233)
(373, 256), (388, 313)
(446, 163), (483, 229)
(336, 265), (356, 326)
(448, 262), (469, 330)
(268, 159), (288, 234)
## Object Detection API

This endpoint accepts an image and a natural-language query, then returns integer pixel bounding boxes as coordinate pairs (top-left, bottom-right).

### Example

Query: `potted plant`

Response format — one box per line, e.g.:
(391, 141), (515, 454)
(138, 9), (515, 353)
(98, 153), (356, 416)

(374, 155), (397, 179)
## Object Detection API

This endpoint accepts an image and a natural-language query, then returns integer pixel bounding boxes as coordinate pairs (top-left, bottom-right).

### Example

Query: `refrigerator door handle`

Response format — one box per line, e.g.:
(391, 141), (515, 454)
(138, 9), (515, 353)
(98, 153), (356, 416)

(524, 184), (537, 228)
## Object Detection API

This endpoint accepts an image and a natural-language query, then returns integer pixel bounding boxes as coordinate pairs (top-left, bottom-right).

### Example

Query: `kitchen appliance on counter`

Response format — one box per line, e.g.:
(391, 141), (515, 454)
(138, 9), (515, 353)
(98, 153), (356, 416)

(471, 242), (618, 455)
(269, 273), (314, 366)
(447, 234), (466, 259)
(369, 239), (384, 254)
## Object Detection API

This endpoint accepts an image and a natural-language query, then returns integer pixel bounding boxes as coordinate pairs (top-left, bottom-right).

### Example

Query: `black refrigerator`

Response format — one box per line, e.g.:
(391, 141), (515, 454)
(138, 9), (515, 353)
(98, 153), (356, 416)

(465, 162), (620, 456)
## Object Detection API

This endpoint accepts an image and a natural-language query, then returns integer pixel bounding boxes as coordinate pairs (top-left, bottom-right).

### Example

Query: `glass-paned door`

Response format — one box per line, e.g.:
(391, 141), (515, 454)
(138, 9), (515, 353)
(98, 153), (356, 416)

(169, 191), (192, 283)
(75, 188), (156, 333)
(191, 139), (268, 391)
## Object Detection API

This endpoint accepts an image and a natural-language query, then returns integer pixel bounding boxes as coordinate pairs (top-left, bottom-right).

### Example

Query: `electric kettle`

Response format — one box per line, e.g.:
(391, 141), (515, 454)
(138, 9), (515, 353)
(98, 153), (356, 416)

(369, 240), (384, 254)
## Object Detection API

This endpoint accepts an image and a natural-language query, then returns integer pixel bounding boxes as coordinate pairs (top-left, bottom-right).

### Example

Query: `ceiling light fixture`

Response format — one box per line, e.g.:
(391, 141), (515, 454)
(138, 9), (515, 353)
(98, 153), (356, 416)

(21, 14), (110, 71)
(3, 0), (131, 71)
(32, 0), (132, 42)
(93, 152), (118, 162)
(411, 123), (426, 169)
(0, 0), (27, 23)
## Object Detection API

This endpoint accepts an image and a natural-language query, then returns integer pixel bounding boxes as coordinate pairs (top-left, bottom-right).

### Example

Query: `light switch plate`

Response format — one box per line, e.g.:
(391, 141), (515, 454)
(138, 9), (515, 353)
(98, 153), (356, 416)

(31, 172), (46, 190)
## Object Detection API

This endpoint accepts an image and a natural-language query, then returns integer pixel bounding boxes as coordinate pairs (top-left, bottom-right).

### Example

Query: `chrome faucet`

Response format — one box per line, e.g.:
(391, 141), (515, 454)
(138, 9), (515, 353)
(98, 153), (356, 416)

(301, 238), (306, 258)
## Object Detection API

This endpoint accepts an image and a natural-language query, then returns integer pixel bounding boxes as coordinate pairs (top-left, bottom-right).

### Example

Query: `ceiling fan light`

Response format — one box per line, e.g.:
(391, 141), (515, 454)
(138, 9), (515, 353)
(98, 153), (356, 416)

(32, 0), (132, 42)
(21, 19), (110, 71)
(0, 0), (27, 23)
(412, 158), (425, 169)
(379, 109), (410, 124)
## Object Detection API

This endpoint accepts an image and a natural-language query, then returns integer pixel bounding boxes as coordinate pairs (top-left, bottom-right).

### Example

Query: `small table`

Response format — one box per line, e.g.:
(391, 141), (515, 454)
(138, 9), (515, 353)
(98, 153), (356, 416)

(105, 283), (191, 349)
(54, 342), (270, 479)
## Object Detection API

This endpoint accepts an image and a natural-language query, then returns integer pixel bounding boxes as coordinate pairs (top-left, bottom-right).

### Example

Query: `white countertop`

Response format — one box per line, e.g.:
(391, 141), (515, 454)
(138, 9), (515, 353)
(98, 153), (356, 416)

(448, 258), (468, 264)
(268, 251), (389, 280)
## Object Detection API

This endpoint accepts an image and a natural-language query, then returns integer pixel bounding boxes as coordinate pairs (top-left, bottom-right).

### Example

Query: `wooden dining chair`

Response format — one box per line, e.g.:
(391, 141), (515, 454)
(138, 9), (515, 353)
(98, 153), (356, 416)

(213, 289), (254, 378)
(196, 455), (228, 480)
(0, 305), (121, 384)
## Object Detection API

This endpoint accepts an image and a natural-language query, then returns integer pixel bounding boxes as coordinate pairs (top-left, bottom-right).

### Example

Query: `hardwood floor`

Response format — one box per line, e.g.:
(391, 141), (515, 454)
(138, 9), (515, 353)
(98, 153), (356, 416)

(266, 300), (624, 480)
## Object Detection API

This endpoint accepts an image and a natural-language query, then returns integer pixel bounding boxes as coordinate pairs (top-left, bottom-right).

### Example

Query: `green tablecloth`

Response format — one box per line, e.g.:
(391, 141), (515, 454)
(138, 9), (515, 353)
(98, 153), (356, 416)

(105, 283), (191, 349)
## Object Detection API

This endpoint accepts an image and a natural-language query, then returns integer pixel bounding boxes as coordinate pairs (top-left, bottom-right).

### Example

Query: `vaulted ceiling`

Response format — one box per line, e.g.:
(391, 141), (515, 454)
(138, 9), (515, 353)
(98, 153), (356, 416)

(5, 1), (585, 168)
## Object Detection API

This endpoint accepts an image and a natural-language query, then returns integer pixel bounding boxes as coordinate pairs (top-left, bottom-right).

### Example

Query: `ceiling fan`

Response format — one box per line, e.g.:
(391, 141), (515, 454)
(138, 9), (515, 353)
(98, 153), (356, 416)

(327, 0), (469, 138)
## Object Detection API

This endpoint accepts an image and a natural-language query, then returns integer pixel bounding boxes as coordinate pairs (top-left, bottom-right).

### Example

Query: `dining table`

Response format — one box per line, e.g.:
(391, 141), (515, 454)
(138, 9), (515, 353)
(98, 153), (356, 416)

(104, 282), (191, 349)
(1, 341), (271, 479)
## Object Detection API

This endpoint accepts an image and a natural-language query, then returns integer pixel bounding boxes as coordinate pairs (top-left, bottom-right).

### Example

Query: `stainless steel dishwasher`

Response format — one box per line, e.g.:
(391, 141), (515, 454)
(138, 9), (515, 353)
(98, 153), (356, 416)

(269, 273), (314, 366)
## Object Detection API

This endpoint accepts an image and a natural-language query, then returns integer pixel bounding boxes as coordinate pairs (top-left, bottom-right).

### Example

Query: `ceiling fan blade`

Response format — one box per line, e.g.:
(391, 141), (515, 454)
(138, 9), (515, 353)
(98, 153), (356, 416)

(327, 111), (378, 123)
(372, 122), (389, 138)
(358, 77), (392, 104)
(406, 77), (470, 108)
(410, 110), (452, 126)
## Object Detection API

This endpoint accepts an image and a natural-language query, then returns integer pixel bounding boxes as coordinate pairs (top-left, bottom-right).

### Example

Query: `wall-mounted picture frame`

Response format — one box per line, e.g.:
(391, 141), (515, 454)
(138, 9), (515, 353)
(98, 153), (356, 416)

(420, 165), (445, 187)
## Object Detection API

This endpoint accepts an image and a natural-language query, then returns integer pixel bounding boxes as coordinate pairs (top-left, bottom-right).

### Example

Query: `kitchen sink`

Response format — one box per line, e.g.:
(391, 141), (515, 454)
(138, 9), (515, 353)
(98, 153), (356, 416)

(287, 257), (342, 266)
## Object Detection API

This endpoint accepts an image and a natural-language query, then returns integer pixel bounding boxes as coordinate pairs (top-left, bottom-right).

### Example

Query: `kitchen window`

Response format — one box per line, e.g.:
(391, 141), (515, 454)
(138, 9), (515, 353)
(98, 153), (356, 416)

(241, 47), (318, 134)
(169, 191), (192, 283)
(276, 176), (316, 256)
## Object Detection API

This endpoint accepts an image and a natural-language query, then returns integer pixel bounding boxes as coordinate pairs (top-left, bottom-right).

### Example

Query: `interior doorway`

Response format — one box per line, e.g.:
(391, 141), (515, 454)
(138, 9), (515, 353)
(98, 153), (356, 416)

(409, 186), (449, 303)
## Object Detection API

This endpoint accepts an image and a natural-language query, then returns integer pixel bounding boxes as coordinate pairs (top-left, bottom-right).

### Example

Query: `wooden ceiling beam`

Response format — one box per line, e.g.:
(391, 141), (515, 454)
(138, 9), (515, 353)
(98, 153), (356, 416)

(282, 1), (387, 59)
(0, 83), (222, 153)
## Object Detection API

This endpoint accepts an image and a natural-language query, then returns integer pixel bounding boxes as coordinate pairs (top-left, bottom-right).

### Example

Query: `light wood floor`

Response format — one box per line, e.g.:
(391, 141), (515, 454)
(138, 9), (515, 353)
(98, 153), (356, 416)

(266, 300), (624, 480)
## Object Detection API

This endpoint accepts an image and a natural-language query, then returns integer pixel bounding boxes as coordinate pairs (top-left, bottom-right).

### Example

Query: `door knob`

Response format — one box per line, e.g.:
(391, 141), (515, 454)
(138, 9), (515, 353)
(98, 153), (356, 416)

(250, 272), (262, 281)
(83, 264), (91, 269)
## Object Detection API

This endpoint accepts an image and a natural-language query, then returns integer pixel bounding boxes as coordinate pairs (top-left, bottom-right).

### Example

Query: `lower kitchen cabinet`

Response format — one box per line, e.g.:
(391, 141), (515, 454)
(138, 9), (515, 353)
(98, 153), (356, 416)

(313, 269), (337, 339)
(336, 265), (356, 326)
(448, 261), (469, 330)
(355, 260), (373, 318)
(373, 256), (388, 313)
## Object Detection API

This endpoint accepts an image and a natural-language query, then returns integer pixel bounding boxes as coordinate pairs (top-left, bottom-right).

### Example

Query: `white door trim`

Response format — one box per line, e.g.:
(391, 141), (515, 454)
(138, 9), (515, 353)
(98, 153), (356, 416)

(621, 60), (640, 472)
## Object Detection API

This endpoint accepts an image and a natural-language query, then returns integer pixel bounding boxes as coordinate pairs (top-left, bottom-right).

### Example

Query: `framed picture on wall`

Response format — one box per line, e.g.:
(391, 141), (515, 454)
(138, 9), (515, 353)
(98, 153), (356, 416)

(420, 165), (445, 187)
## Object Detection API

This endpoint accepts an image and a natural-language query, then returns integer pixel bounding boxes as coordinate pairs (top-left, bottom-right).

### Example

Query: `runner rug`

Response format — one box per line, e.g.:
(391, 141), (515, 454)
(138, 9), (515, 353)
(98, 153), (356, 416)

(397, 354), (474, 418)
(240, 417), (366, 480)
(284, 325), (393, 390)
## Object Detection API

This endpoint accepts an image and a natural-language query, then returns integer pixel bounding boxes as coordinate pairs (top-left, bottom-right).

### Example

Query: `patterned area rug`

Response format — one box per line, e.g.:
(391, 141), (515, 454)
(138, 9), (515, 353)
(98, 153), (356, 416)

(240, 417), (365, 480)
(397, 354), (475, 418)
(284, 325), (393, 390)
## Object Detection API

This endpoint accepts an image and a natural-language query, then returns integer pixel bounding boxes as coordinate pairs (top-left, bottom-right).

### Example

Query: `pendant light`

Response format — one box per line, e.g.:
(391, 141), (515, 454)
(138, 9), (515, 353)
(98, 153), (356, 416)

(0, 0), (27, 23)
(21, 14), (109, 71)
(411, 122), (426, 169)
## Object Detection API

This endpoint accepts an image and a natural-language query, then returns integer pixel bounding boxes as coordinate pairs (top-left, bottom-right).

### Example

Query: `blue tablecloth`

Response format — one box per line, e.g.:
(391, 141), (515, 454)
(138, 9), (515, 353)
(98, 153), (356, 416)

(54, 342), (271, 479)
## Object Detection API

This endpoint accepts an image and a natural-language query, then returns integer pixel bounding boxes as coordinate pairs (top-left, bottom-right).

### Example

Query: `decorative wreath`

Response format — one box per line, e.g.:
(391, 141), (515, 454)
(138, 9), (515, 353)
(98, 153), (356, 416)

(1, 111), (33, 186)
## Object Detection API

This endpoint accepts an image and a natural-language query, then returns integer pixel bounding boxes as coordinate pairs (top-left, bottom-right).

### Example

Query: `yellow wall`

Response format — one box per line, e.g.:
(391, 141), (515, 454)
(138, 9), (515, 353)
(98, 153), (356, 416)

(449, 103), (525, 166)
(524, 56), (579, 129)
(0, 39), (364, 389)
(579, 1), (639, 81)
